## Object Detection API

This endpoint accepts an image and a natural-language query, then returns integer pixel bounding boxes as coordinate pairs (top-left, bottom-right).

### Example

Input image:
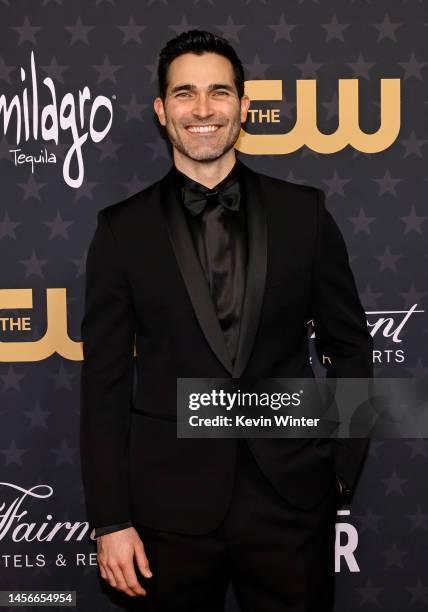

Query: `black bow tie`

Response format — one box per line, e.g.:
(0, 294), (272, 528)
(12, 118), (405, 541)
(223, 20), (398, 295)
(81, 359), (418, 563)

(182, 176), (241, 216)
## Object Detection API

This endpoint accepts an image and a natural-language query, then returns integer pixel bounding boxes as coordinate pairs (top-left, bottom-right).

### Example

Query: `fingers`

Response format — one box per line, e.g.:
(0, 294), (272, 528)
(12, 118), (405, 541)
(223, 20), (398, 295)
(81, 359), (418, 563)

(98, 547), (150, 596)
(98, 559), (107, 580)
(122, 560), (147, 597)
(99, 558), (146, 597)
(134, 541), (153, 579)
(99, 563), (108, 582)
(113, 561), (147, 597)
(109, 563), (133, 597)
(105, 567), (117, 589)
(97, 529), (153, 597)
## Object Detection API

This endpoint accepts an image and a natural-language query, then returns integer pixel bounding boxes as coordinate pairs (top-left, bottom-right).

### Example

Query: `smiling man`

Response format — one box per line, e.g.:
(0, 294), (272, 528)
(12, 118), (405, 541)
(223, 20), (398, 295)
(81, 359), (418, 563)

(156, 51), (245, 178)
(80, 30), (373, 611)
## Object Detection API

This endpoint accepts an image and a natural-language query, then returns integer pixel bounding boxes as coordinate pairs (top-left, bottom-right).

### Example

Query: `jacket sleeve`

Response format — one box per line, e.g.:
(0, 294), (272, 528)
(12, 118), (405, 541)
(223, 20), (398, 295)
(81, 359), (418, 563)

(80, 208), (136, 529)
(91, 522), (133, 539)
(311, 188), (374, 491)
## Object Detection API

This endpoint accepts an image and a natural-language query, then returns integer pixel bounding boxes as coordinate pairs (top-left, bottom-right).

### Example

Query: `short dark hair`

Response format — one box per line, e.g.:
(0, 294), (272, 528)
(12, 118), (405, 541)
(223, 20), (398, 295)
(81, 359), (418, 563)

(157, 29), (245, 101)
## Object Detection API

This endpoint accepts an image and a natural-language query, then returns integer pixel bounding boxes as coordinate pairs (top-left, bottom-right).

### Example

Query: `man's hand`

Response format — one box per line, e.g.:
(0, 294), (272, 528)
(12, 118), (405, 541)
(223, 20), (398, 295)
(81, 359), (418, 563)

(97, 526), (153, 597)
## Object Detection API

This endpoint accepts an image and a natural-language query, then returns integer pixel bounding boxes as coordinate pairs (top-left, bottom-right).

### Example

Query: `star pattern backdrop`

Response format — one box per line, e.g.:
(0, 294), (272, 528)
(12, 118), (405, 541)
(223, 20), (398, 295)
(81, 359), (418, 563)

(0, 1), (427, 611)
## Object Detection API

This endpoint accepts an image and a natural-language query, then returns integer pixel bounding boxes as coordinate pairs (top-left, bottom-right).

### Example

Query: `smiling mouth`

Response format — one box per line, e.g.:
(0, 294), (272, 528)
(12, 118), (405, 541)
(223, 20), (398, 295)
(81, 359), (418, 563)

(185, 125), (222, 134)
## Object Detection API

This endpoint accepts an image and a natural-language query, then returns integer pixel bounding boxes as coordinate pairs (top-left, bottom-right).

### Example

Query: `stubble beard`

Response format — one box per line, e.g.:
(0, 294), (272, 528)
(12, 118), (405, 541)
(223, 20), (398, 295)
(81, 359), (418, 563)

(164, 110), (242, 163)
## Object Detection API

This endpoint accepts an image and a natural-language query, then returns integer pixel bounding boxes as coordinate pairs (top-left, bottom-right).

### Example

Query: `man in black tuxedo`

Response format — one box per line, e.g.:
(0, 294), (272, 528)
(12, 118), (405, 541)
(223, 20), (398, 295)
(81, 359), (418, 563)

(80, 30), (373, 611)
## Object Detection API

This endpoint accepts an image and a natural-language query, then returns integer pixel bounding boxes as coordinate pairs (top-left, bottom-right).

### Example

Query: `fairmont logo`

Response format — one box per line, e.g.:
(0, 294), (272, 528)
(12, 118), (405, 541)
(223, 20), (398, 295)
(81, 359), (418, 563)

(0, 51), (113, 189)
(0, 482), (89, 542)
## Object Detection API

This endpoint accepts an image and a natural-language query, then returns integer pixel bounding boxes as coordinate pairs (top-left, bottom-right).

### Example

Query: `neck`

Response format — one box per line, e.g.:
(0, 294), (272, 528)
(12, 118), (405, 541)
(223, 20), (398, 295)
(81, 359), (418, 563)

(172, 149), (237, 189)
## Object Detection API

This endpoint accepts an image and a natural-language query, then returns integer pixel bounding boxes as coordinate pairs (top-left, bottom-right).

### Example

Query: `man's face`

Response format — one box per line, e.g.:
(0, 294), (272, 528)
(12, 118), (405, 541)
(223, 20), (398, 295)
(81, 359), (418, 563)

(154, 52), (250, 162)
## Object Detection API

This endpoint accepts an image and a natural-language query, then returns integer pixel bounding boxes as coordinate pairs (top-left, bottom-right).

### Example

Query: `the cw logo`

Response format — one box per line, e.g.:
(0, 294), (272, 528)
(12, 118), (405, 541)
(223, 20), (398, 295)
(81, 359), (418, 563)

(236, 79), (401, 154)
(0, 288), (83, 361)
(0, 288), (138, 361)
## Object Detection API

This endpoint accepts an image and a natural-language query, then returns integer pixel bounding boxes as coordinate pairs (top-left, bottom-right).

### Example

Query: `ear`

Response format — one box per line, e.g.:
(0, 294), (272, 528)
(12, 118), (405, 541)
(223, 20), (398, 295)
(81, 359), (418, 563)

(153, 97), (166, 127)
(240, 94), (251, 123)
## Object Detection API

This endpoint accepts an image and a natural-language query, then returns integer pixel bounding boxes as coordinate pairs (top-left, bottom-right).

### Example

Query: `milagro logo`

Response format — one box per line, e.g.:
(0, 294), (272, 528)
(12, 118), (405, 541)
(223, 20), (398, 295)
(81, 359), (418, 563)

(0, 482), (90, 542)
(0, 51), (113, 188)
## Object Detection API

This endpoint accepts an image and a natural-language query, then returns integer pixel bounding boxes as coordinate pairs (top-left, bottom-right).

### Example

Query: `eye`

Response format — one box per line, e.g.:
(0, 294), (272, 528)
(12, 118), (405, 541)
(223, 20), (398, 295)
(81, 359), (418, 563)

(214, 91), (228, 96)
(176, 92), (190, 97)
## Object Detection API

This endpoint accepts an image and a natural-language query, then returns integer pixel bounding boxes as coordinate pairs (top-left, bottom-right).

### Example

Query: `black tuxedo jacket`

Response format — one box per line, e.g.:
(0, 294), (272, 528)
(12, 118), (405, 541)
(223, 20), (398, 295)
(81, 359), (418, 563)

(80, 159), (373, 535)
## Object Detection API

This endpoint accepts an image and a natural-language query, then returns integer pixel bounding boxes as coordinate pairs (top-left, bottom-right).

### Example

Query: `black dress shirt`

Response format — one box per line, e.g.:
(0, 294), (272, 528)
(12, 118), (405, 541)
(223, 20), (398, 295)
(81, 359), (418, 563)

(174, 159), (247, 363)
(92, 160), (248, 539)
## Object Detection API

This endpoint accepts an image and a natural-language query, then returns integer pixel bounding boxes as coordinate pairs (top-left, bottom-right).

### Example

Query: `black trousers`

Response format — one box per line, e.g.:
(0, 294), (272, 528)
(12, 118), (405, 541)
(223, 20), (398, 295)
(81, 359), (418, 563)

(132, 439), (337, 612)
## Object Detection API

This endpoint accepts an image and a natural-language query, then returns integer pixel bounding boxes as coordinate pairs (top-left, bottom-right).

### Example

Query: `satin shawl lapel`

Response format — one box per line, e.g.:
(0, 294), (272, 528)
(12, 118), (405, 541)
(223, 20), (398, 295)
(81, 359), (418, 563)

(232, 160), (267, 378)
(161, 168), (234, 374)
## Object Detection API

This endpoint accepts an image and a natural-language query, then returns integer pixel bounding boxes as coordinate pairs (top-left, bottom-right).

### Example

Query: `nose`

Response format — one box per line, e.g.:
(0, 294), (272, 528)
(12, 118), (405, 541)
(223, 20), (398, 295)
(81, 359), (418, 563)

(191, 93), (214, 120)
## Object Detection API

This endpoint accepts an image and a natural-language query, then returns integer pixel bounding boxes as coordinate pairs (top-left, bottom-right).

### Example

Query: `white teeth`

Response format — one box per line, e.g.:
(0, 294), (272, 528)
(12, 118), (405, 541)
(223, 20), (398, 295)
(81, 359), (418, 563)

(187, 125), (220, 133)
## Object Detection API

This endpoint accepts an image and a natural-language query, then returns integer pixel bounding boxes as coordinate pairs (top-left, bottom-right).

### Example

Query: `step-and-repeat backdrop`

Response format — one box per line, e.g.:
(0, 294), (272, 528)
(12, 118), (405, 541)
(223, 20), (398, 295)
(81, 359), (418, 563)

(1, 1), (426, 610)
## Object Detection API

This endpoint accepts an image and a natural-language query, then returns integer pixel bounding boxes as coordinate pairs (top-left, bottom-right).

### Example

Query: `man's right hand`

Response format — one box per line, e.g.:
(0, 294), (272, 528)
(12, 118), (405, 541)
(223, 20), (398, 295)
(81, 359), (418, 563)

(97, 526), (153, 597)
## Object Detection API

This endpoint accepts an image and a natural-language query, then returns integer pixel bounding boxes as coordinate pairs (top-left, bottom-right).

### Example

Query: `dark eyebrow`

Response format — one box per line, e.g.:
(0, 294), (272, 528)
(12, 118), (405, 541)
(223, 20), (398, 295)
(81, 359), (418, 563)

(170, 83), (235, 95)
